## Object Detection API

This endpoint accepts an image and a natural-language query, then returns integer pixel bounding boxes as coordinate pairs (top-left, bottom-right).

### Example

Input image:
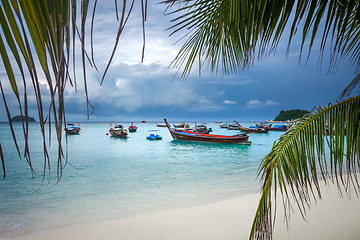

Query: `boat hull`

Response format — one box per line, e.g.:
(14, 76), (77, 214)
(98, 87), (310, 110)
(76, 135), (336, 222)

(147, 136), (162, 140)
(169, 129), (250, 144)
(265, 126), (289, 131)
(65, 128), (80, 135)
(128, 126), (137, 132)
(163, 118), (250, 145)
(241, 128), (269, 133)
(109, 129), (128, 138)
(227, 126), (241, 130)
(110, 132), (128, 138)
(65, 123), (81, 135)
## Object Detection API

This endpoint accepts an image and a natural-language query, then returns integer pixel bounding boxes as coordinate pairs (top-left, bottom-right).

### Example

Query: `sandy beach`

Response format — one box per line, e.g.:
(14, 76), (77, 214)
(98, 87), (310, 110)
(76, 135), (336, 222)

(14, 180), (360, 240)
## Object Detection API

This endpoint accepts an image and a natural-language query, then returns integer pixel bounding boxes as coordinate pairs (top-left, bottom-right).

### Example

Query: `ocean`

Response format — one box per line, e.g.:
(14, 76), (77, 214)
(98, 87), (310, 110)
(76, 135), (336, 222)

(0, 121), (284, 239)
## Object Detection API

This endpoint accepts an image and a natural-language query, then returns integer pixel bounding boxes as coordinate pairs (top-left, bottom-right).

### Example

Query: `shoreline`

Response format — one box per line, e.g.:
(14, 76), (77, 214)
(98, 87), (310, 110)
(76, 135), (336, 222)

(13, 182), (360, 240)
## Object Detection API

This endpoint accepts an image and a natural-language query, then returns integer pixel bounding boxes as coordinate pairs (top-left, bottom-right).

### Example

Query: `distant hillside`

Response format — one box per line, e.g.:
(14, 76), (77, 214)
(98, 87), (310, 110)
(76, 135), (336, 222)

(274, 109), (310, 121)
(11, 115), (36, 122)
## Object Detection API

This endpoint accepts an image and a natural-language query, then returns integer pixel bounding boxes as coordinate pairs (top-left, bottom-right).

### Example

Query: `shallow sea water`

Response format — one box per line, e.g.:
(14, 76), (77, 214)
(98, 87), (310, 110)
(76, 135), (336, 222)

(0, 122), (284, 239)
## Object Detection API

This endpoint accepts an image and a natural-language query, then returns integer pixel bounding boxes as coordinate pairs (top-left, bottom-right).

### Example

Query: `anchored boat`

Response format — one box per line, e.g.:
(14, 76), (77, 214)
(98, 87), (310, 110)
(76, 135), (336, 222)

(156, 123), (167, 127)
(109, 123), (128, 138)
(128, 122), (137, 132)
(164, 119), (250, 145)
(146, 130), (162, 140)
(64, 123), (81, 135)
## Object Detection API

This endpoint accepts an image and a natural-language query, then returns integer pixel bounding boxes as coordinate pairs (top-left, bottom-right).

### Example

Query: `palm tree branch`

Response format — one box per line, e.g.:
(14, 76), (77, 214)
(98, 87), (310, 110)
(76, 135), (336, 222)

(250, 95), (360, 240)
(164, 0), (360, 97)
(0, 0), (149, 181)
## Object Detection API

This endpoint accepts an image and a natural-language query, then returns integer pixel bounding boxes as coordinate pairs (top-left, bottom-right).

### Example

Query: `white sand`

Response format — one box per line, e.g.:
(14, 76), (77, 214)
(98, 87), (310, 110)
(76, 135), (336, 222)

(14, 182), (360, 240)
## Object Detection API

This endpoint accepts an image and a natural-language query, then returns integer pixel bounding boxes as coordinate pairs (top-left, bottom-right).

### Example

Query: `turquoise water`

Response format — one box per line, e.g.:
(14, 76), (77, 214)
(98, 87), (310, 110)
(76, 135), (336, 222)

(0, 122), (284, 239)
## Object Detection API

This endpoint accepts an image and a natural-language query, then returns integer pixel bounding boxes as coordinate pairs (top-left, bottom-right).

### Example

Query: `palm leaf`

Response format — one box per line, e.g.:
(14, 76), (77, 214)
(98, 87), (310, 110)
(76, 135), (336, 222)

(0, 0), (147, 180)
(163, 0), (360, 91)
(250, 95), (360, 240)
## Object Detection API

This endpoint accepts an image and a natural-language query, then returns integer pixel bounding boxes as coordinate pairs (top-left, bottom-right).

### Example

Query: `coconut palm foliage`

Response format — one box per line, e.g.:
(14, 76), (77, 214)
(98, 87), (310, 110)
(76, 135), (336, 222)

(250, 95), (360, 240)
(0, 0), (147, 180)
(162, 0), (360, 239)
(162, 0), (360, 92)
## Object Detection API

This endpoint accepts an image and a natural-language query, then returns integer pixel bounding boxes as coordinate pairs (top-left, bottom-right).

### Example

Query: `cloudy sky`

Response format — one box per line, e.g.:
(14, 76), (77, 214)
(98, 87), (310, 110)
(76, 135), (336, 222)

(0, 1), (356, 123)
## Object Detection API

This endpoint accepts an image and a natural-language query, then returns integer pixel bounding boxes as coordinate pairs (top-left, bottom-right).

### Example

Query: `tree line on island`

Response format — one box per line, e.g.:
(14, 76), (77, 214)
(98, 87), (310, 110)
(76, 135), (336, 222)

(273, 109), (310, 121)
(11, 115), (36, 122)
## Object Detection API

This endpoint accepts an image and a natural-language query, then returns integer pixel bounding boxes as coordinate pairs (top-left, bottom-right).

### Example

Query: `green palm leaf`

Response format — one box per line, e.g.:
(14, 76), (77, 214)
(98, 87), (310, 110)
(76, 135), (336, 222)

(163, 1), (360, 91)
(250, 95), (360, 240)
(0, 0), (147, 180)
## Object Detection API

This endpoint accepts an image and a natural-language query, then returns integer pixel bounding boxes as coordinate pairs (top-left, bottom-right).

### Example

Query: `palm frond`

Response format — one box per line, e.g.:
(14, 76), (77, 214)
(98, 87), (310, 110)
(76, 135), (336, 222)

(162, 0), (250, 78)
(0, 143), (4, 179)
(250, 95), (360, 240)
(340, 73), (360, 100)
(163, 0), (360, 85)
(0, 0), (147, 180)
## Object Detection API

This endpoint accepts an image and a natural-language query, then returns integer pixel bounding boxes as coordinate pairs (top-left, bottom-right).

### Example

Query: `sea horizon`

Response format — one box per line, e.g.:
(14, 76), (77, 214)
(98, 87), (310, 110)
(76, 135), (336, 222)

(0, 119), (286, 124)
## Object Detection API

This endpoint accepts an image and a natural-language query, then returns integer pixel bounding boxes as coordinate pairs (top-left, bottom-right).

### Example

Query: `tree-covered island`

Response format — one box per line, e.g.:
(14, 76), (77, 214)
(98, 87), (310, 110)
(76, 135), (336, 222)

(274, 109), (310, 121)
(11, 115), (36, 122)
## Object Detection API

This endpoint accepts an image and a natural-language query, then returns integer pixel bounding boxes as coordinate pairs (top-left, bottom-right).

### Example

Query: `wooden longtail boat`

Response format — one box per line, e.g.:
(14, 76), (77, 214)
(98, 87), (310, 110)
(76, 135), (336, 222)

(219, 122), (228, 128)
(64, 123), (81, 135)
(128, 122), (137, 132)
(241, 127), (269, 133)
(156, 123), (167, 127)
(227, 122), (241, 130)
(173, 123), (190, 128)
(184, 122), (212, 134)
(194, 122), (212, 133)
(109, 123), (128, 138)
(237, 123), (269, 133)
(164, 119), (251, 145)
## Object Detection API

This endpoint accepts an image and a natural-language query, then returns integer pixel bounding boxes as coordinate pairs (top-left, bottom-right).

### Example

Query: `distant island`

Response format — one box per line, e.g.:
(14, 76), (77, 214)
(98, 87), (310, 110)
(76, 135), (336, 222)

(11, 115), (36, 122)
(274, 109), (310, 121)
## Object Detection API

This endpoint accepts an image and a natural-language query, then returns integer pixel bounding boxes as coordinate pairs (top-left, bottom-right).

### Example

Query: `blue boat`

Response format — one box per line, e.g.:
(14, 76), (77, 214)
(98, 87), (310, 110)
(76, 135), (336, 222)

(146, 130), (162, 140)
(267, 124), (290, 131)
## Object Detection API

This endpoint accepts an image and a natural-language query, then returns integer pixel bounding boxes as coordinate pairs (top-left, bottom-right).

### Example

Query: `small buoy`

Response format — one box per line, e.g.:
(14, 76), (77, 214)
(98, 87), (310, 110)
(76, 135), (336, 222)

(106, 133), (109, 135)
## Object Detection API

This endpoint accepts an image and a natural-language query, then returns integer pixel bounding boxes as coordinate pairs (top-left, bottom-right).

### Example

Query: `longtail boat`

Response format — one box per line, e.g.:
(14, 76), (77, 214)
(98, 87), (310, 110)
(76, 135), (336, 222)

(128, 122), (137, 132)
(184, 122), (212, 134)
(219, 122), (228, 128)
(109, 123), (128, 138)
(237, 123), (269, 133)
(164, 119), (251, 145)
(65, 123), (81, 135)
(194, 122), (212, 133)
(240, 127), (269, 133)
(173, 123), (190, 128)
(227, 122), (241, 130)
